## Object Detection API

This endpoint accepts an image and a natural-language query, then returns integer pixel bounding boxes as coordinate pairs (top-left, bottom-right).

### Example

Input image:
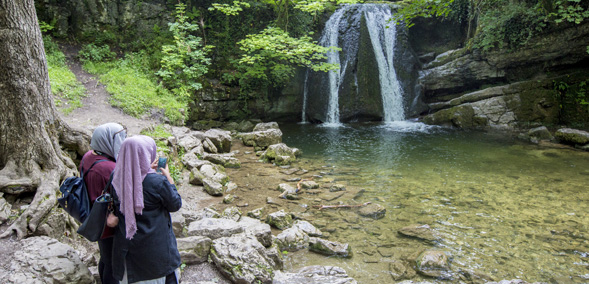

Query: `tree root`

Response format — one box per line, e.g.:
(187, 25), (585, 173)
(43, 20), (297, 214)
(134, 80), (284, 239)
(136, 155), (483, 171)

(312, 202), (372, 211)
(0, 123), (89, 240)
(0, 161), (62, 239)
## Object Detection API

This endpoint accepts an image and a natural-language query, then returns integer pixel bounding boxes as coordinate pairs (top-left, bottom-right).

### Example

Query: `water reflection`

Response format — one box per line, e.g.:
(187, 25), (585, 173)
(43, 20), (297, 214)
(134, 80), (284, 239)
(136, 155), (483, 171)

(281, 122), (589, 283)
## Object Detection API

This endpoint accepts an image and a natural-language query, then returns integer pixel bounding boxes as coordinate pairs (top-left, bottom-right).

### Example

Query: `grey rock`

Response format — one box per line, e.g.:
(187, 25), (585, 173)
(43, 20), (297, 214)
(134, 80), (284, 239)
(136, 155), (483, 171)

(177, 236), (212, 264)
(5, 236), (93, 284)
(358, 203), (386, 219)
(203, 153), (241, 168)
(239, 129), (283, 151)
(309, 237), (351, 258)
(203, 137), (218, 153)
(204, 129), (232, 153)
(266, 210), (293, 230)
(398, 224), (440, 242)
(274, 227), (310, 252)
(253, 122), (280, 131)
(238, 216), (273, 248)
(293, 220), (323, 237)
(273, 266), (358, 284)
(221, 207), (242, 222)
(187, 218), (244, 239)
(555, 128), (589, 145)
(415, 250), (452, 279)
(528, 126), (553, 140)
(210, 234), (281, 284)
(261, 143), (302, 166)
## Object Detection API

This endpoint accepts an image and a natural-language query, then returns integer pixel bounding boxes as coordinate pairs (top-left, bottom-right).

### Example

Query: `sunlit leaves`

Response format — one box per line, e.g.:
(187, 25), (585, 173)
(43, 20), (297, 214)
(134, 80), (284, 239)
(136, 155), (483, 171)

(209, 1), (251, 16)
(393, 0), (455, 28)
(235, 26), (339, 86)
(156, 3), (211, 98)
(552, 0), (589, 24)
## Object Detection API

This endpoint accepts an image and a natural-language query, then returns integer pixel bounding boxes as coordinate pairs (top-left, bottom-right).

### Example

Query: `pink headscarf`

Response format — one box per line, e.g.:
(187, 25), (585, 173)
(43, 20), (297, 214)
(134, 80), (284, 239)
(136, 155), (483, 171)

(112, 135), (157, 239)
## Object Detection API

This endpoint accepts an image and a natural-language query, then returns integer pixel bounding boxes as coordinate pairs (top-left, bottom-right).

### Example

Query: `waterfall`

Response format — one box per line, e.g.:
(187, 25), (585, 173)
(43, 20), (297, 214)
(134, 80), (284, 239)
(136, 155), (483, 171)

(319, 8), (347, 125)
(301, 69), (309, 124)
(306, 4), (406, 124)
(364, 6), (404, 122)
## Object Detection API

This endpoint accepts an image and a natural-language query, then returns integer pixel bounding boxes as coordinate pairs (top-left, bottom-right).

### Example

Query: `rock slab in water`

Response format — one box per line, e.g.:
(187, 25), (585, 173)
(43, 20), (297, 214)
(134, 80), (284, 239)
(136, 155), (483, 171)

(398, 224), (440, 242)
(555, 128), (589, 145)
(309, 237), (351, 258)
(415, 250), (452, 279)
(358, 203), (386, 219)
(273, 265), (358, 284)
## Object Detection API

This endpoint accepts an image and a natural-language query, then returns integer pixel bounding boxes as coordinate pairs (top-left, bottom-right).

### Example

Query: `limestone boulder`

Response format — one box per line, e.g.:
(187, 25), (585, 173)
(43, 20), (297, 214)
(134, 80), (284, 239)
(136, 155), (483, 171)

(273, 266), (358, 284)
(309, 237), (351, 258)
(177, 236), (212, 264)
(4, 236), (93, 284)
(555, 128), (589, 145)
(274, 227), (310, 252)
(187, 218), (244, 240)
(210, 234), (282, 284)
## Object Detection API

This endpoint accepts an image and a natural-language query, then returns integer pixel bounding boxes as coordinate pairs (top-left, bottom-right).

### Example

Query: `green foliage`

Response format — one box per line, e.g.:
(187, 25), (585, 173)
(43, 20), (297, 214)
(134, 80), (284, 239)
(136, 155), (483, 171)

(39, 20), (55, 33)
(209, 1), (251, 16)
(554, 78), (589, 112)
(84, 55), (186, 125)
(78, 43), (116, 62)
(140, 125), (172, 138)
(235, 26), (339, 89)
(44, 36), (86, 114)
(394, 0), (456, 28)
(156, 3), (212, 99)
(551, 0), (589, 24)
(472, 1), (547, 51)
(139, 125), (182, 183)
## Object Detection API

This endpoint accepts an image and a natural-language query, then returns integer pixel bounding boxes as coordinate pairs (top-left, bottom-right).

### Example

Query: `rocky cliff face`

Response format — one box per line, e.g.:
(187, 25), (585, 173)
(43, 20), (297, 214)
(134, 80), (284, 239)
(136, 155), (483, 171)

(36, 0), (171, 41)
(416, 21), (589, 129)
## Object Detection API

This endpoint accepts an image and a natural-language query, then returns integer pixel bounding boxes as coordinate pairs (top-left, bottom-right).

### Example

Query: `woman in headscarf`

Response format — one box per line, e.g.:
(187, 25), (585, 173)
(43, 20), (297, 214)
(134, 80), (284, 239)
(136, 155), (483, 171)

(80, 122), (127, 284)
(111, 135), (182, 284)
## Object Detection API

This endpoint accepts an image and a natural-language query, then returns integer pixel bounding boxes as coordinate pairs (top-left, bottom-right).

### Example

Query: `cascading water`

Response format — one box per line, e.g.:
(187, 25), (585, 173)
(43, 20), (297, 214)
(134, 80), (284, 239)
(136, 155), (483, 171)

(319, 8), (347, 125)
(304, 4), (407, 124)
(364, 6), (404, 122)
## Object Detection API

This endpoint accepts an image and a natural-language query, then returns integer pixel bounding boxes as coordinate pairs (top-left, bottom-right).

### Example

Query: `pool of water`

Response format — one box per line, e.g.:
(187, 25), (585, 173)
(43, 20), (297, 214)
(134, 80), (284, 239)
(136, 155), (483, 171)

(280, 122), (589, 283)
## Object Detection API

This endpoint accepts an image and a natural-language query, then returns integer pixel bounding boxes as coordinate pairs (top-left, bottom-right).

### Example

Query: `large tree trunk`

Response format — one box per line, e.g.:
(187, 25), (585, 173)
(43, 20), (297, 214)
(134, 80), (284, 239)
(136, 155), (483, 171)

(0, 0), (90, 239)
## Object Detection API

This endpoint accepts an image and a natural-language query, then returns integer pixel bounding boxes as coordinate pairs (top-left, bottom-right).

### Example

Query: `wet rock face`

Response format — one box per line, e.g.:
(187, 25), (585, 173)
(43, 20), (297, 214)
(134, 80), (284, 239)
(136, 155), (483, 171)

(418, 22), (589, 129)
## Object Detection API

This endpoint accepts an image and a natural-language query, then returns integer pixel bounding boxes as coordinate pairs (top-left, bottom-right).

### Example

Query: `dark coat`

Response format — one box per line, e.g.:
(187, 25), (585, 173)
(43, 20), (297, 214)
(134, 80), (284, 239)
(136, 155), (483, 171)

(112, 173), (182, 282)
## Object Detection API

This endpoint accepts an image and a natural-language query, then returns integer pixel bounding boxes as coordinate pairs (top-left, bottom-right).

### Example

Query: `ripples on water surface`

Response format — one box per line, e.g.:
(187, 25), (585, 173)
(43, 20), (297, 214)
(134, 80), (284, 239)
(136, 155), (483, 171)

(281, 122), (589, 283)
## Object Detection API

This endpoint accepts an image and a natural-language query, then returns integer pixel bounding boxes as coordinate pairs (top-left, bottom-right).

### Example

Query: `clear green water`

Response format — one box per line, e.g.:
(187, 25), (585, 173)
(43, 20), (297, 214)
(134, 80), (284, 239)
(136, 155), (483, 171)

(280, 122), (589, 283)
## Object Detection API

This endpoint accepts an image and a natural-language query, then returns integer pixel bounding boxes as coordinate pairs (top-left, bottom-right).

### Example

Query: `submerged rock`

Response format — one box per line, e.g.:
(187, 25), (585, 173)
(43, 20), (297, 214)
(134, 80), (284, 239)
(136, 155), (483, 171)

(415, 250), (452, 279)
(398, 224), (440, 242)
(309, 237), (351, 258)
(358, 203), (386, 219)
(273, 266), (358, 284)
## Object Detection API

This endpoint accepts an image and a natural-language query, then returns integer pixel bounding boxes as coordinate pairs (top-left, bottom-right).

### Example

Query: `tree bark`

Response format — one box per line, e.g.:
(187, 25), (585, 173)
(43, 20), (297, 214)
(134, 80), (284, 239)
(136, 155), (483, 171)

(0, 0), (90, 239)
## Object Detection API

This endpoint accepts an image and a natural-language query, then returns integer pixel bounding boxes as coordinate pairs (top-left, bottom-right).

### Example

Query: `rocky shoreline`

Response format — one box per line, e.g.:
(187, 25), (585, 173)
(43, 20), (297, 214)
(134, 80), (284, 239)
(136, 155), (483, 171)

(1, 121), (583, 283)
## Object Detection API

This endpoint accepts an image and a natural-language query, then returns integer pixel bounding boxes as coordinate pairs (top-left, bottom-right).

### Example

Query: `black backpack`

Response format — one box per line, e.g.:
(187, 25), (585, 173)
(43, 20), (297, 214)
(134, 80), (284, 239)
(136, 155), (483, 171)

(57, 159), (108, 223)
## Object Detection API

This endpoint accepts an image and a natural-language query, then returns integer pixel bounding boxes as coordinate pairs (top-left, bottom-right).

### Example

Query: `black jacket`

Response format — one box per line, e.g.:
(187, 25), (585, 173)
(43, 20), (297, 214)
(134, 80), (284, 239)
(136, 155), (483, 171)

(112, 173), (182, 282)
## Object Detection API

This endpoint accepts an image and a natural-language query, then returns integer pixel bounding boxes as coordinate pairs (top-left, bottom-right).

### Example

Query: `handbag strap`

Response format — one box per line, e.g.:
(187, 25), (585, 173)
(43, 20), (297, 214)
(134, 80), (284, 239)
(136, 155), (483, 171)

(102, 172), (115, 195)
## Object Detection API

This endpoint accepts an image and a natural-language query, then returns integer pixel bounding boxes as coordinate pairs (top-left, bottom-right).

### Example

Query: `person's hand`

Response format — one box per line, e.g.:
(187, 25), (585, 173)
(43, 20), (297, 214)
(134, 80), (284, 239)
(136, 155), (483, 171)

(151, 159), (158, 170)
(159, 163), (175, 185)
